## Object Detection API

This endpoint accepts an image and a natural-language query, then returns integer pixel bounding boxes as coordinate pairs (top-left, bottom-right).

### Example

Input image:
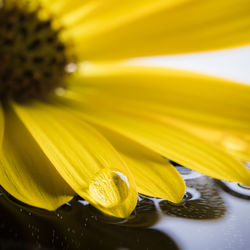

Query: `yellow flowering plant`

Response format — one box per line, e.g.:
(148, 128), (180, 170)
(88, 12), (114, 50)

(0, 0), (250, 218)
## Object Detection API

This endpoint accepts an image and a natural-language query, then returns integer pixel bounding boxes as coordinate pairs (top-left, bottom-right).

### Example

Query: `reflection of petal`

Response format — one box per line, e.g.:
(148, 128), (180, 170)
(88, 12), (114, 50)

(121, 195), (159, 228)
(159, 176), (226, 220)
(80, 194), (159, 228)
(0, 190), (179, 250)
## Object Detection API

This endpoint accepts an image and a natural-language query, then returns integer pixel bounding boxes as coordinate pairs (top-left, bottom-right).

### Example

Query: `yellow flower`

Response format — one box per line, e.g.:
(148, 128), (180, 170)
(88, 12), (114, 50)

(0, 0), (250, 218)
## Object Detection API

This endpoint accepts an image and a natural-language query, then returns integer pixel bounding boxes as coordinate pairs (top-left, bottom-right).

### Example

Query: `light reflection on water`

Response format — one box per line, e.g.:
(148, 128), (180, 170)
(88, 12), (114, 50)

(0, 165), (249, 250)
(151, 166), (250, 250)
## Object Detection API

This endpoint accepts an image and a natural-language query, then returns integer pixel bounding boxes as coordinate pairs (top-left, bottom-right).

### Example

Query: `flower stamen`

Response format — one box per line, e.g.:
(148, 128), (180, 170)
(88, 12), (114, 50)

(0, 3), (70, 102)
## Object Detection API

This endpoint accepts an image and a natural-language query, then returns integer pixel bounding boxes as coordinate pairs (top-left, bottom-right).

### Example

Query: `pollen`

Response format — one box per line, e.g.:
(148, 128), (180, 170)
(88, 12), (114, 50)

(0, 3), (70, 102)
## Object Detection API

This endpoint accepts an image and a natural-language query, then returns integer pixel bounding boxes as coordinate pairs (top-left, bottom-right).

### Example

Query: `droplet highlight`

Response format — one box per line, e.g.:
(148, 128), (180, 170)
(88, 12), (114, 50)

(89, 169), (129, 208)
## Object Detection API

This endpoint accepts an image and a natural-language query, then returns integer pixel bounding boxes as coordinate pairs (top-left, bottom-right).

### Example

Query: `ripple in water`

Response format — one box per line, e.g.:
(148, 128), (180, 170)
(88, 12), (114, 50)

(184, 187), (201, 201)
(218, 181), (250, 200)
(87, 194), (159, 228)
(0, 190), (178, 250)
(159, 176), (226, 220)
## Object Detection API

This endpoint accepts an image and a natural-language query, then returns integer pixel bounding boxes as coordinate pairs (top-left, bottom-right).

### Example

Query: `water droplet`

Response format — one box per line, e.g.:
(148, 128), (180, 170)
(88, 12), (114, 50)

(89, 169), (129, 208)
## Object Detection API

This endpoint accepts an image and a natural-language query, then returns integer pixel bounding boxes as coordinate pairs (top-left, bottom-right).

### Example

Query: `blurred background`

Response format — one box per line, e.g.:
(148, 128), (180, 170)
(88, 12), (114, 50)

(131, 45), (250, 85)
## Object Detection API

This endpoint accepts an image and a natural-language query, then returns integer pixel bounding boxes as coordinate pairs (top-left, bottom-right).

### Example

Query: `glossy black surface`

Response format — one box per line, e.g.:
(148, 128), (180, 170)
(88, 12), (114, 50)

(0, 166), (249, 250)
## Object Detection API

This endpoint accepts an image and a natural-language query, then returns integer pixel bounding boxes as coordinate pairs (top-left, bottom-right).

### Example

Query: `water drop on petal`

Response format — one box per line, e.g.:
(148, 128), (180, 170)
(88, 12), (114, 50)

(89, 169), (129, 208)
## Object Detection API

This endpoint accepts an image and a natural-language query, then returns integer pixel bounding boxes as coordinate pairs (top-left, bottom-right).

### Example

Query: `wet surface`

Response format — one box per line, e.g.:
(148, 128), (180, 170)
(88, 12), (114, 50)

(0, 166), (249, 250)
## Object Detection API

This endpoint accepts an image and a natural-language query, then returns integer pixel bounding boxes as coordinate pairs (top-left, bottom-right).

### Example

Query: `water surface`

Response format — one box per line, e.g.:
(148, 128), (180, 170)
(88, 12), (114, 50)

(0, 166), (249, 250)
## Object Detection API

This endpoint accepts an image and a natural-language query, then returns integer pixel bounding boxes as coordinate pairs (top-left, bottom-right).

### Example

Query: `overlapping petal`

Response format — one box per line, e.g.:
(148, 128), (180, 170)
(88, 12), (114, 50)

(12, 101), (138, 217)
(60, 0), (250, 60)
(73, 106), (250, 186)
(70, 63), (250, 133)
(1, 0), (249, 217)
(156, 119), (250, 162)
(92, 125), (185, 203)
(71, 63), (250, 162)
(64, 63), (250, 185)
(0, 104), (4, 147)
(38, 0), (85, 17)
(0, 104), (74, 210)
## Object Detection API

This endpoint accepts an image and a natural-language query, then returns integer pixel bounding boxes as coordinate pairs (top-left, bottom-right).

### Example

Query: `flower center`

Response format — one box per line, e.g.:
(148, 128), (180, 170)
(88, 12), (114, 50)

(0, 3), (70, 102)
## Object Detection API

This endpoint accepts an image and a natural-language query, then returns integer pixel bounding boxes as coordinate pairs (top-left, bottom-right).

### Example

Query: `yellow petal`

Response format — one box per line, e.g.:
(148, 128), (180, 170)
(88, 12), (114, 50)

(69, 63), (250, 133)
(0, 103), (4, 148)
(58, 1), (103, 28)
(35, 0), (93, 29)
(63, 0), (250, 60)
(72, 106), (250, 186)
(38, 0), (84, 17)
(72, 106), (250, 185)
(70, 63), (250, 161)
(95, 125), (185, 203)
(12, 100), (137, 218)
(159, 118), (250, 162)
(63, 64), (250, 185)
(0, 104), (74, 210)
